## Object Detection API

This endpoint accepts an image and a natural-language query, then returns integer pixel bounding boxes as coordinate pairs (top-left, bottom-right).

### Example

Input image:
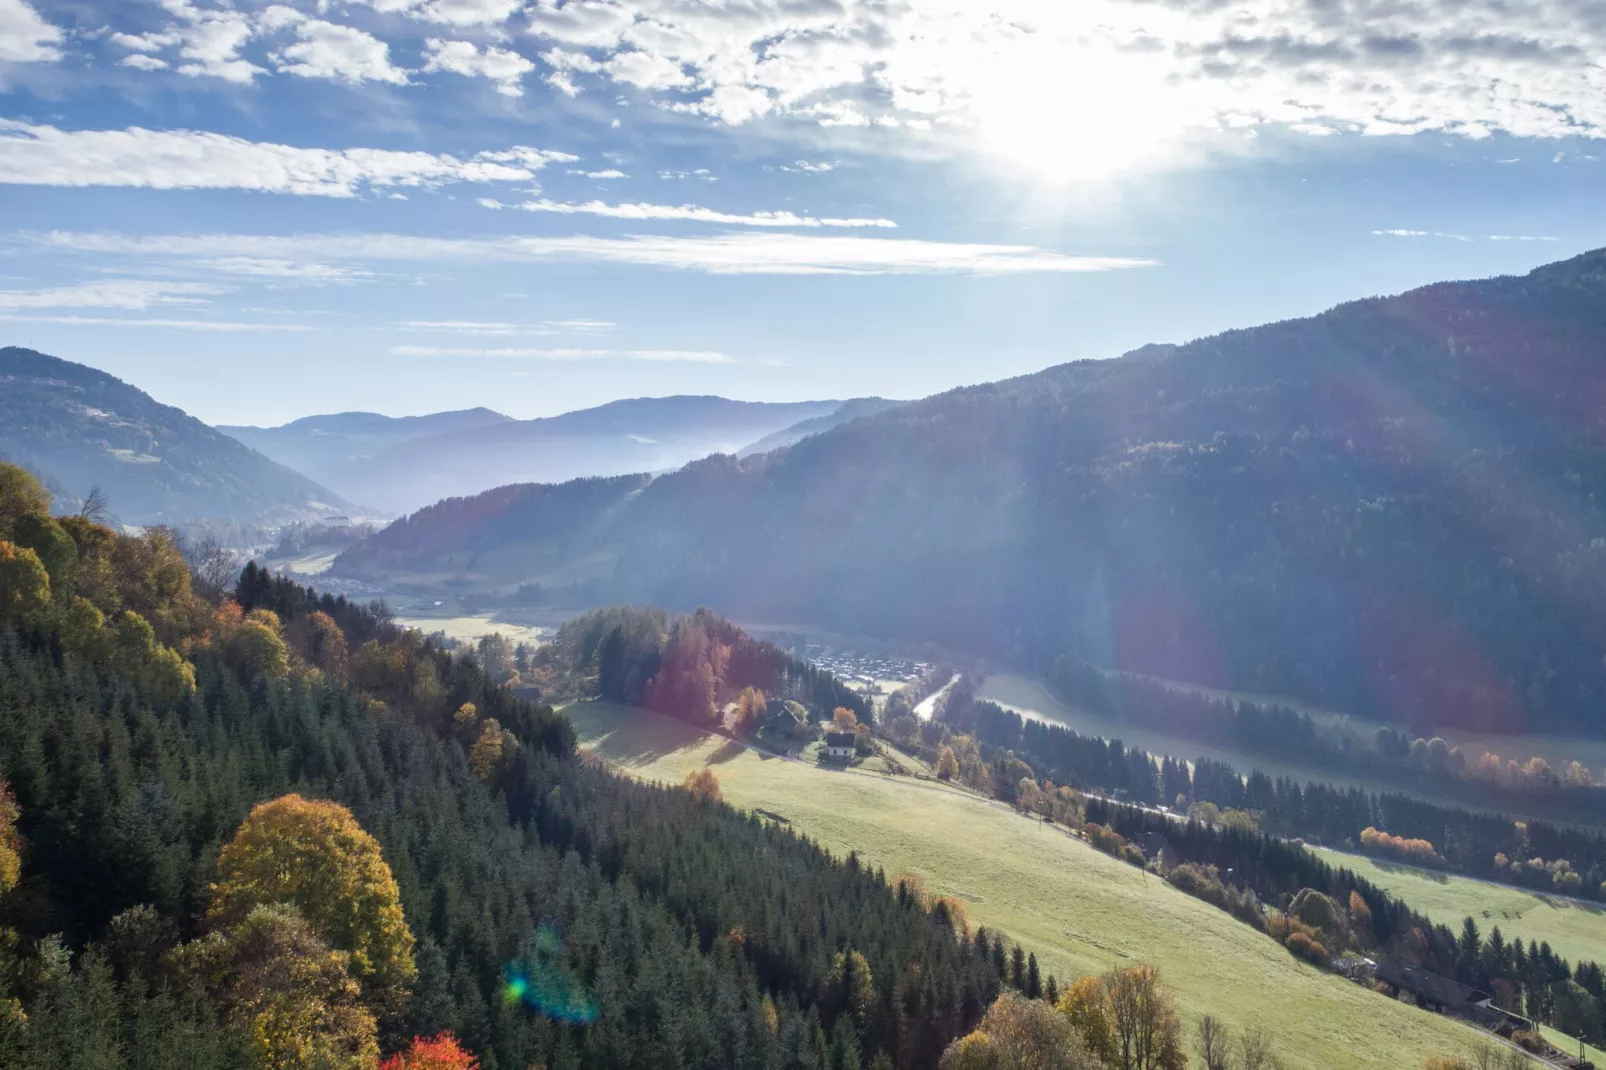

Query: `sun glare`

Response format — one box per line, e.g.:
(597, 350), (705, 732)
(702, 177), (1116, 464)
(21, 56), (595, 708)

(966, 37), (1202, 183)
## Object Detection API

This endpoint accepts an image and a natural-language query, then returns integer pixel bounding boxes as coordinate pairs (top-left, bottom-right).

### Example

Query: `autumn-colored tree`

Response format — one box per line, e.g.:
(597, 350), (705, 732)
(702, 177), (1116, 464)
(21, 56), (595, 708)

(832, 707), (858, 731)
(468, 719), (509, 781)
(0, 463), (51, 537)
(0, 778), (20, 896)
(1104, 965), (1185, 1070)
(10, 514), (77, 589)
(294, 610), (349, 681)
(683, 769), (721, 802)
(179, 903), (379, 1070)
(937, 745), (960, 781)
(379, 1031), (480, 1070)
(939, 990), (1099, 1070)
(209, 794), (417, 1010)
(1348, 890), (1374, 945)
(210, 602), (292, 681)
(1057, 976), (1116, 1064)
(733, 687), (766, 736)
(0, 540), (50, 626)
(932, 895), (969, 936)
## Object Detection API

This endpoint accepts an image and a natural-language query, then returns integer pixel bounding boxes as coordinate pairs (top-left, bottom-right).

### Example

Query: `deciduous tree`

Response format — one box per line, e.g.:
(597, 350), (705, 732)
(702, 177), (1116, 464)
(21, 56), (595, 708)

(209, 794), (417, 1011)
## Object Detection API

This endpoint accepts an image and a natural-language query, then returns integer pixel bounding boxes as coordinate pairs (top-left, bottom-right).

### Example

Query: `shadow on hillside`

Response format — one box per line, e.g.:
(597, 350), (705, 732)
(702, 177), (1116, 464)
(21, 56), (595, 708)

(579, 712), (704, 769)
(707, 739), (748, 766)
(1370, 859), (1453, 885)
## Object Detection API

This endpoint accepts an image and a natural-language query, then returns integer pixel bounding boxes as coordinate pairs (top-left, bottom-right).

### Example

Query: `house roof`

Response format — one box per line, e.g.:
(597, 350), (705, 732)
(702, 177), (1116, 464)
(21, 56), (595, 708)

(825, 731), (856, 748)
(1374, 962), (1492, 1007)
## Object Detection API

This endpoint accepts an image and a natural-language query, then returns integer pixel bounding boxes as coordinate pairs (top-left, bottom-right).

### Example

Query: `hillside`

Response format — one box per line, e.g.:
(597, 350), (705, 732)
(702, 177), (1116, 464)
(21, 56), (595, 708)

(335, 248), (1606, 736)
(233, 395), (848, 514)
(0, 346), (350, 526)
(219, 406), (513, 495)
(737, 396), (906, 457)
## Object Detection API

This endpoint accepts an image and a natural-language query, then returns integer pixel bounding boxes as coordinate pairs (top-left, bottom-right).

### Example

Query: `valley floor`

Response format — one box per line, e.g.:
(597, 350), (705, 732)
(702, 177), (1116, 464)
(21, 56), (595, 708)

(563, 700), (1507, 1069)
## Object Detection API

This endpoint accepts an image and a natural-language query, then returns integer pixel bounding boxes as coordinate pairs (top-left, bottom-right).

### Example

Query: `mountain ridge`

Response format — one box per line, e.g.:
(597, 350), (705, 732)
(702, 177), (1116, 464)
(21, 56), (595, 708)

(333, 247), (1606, 734)
(0, 346), (352, 527)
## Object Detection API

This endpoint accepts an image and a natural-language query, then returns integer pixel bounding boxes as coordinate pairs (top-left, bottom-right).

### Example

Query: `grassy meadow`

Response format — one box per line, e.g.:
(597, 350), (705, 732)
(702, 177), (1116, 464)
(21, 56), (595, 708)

(564, 700), (1505, 1069)
(1314, 847), (1606, 969)
(389, 611), (548, 647)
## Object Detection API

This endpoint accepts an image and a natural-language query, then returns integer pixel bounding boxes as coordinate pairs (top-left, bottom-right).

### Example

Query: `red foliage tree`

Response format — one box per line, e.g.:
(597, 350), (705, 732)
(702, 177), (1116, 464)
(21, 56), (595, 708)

(379, 1033), (479, 1070)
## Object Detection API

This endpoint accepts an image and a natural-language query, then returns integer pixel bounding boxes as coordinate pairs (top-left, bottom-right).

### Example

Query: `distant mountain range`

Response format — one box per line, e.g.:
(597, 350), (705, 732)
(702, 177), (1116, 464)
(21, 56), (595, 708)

(224, 396), (866, 514)
(332, 248), (1606, 735)
(0, 347), (349, 527)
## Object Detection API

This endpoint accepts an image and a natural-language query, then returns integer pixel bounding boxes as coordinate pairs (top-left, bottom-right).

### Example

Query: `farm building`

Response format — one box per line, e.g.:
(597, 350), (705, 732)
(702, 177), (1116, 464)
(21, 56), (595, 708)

(1372, 962), (1529, 1033)
(824, 731), (856, 761)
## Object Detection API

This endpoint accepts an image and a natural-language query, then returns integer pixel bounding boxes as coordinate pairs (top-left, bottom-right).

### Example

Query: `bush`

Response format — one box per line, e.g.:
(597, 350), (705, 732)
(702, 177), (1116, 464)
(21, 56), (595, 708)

(1284, 931), (1328, 965)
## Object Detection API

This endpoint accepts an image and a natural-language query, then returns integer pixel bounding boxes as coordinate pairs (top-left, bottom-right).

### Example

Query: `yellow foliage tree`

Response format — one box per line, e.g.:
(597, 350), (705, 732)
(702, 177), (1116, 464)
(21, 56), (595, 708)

(468, 719), (508, 782)
(830, 949), (875, 1032)
(212, 602), (292, 681)
(209, 794), (417, 1011)
(0, 464), (51, 536)
(1057, 976), (1116, 1064)
(940, 990), (1099, 1070)
(0, 541), (50, 626)
(937, 746), (960, 781)
(1104, 965), (1186, 1070)
(684, 768), (721, 802)
(0, 777), (20, 896)
(832, 707), (858, 731)
(180, 903), (379, 1070)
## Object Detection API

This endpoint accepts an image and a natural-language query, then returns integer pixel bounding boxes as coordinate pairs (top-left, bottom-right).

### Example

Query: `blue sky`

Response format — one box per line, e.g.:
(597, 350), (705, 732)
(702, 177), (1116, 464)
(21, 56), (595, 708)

(1, 0), (1603, 426)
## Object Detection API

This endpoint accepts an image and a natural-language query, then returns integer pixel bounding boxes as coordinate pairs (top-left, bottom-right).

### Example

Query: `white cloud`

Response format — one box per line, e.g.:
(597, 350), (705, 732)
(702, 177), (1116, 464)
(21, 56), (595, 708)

(357, 0), (526, 26)
(39, 229), (1158, 276)
(0, 121), (573, 197)
(199, 257), (374, 280)
(509, 0), (1606, 180)
(400, 318), (615, 334)
(154, 0), (261, 83)
(540, 46), (602, 95)
(120, 54), (172, 71)
(270, 17), (410, 85)
(0, 0), (64, 63)
(782, 160), (834, 174)
(1489, 234), (1562, 242)
(391, 344), (736, 362)
(0, 279), (223, 310)
(479, 197), (897, 228)
(0, 313), (309, 331)
(423, 38), (533, 96)
(571, 168), (627, 178)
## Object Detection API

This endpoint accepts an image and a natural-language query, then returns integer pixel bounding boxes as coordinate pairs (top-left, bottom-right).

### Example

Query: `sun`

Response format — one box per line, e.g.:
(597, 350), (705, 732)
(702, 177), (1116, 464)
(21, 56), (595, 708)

(964, 34), (1204, 183)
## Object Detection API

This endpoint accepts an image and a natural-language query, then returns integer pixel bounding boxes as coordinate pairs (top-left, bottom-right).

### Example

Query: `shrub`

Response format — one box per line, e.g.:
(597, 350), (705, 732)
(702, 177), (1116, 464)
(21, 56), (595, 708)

(1284, 931), (1328, 965)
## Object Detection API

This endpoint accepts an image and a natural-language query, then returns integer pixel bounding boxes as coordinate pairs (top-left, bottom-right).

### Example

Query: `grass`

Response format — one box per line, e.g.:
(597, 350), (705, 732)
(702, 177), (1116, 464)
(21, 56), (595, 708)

(564, 700), (1507, 1069)
(1312, 847), (1606, 969)
(389, 612), (547, 647)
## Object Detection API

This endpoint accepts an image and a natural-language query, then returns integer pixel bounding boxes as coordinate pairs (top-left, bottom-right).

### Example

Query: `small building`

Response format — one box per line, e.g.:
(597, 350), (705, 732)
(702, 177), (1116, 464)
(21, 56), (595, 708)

(1372, 962), (1528, 1032)
(824, 731), (856, 761)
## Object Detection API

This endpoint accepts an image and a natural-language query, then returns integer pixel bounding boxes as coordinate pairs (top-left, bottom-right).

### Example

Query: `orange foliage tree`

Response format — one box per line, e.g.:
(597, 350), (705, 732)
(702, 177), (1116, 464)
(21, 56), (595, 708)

(209, 794), (417, 1010)
(683, 769), (721, 803)
(379, 1032), (480, 1070)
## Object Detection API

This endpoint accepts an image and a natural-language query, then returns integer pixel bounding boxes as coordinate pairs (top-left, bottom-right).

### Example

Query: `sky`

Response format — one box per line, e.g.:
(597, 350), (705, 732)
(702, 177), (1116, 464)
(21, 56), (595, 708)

(1, 0), (1603, 426)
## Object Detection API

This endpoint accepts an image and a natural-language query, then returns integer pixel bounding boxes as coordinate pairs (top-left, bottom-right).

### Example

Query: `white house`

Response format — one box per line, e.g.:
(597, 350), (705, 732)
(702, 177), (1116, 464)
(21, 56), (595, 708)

(824, 731), (856, 761)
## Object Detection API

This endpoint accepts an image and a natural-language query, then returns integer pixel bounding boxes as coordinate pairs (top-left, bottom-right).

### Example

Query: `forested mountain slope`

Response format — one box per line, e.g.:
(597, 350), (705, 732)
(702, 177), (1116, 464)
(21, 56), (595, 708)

(0, 462), (1014, 1069)
(238, 396), (847, 514)
(337, 249), (1606, 736)
(0, 347), (349, 526)
(737, 398), (906, 457)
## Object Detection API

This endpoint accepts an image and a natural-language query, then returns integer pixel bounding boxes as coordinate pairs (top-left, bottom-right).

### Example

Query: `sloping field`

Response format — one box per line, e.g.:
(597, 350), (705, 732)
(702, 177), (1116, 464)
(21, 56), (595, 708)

(564, 701), (1498, 1069)
(1315, 847), (1606, 969)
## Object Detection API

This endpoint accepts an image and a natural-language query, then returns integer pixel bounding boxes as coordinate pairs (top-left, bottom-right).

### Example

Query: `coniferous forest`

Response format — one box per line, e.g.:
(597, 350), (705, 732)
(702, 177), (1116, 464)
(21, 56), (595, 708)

(0, 464), (1016, 1069)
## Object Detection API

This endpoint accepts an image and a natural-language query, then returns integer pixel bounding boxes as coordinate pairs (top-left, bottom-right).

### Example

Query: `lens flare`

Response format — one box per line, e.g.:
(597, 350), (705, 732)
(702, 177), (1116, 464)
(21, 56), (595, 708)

(502, 924), (599, 1024)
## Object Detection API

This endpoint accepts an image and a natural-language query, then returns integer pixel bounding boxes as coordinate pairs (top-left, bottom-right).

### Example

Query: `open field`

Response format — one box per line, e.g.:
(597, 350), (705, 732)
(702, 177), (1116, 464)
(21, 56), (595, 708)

(390, 611), (548, 647)
(1314, 847), (1606, 969)
(563, 700), (1506, 1069)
